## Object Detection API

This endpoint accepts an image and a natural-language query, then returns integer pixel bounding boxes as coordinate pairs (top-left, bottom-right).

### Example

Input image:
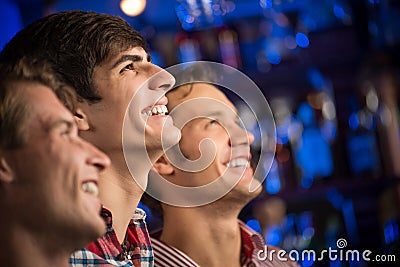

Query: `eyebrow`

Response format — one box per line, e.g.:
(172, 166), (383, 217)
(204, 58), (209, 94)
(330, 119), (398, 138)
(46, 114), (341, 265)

(206, 111), (223, 118)
(206, 110), (239, 120)
(111, 54), (152, 70)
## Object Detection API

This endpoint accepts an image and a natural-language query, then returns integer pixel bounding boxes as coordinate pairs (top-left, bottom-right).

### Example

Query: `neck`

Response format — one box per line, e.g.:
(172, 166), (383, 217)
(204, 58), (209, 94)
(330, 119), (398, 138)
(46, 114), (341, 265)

(0, 225), (70, 267)
(98, 152), (148, 242)
(161, 204), (243, 267)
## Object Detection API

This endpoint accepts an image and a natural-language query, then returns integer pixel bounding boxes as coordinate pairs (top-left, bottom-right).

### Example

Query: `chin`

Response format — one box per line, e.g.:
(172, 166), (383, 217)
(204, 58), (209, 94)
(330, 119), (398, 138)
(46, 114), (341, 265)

(161, 126), (181, 150)
(82, 219), (107, 244)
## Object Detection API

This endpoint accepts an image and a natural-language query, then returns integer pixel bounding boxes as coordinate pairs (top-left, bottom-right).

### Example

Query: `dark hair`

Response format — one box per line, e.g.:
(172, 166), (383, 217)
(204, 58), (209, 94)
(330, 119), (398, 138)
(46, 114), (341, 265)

(0, 57), (77, 149)
(0, 10), (147, 103)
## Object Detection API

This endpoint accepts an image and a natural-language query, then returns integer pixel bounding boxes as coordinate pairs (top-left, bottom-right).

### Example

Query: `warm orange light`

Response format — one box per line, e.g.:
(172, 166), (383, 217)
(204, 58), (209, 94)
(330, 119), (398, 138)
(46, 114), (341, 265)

(120, 0), (146, 17)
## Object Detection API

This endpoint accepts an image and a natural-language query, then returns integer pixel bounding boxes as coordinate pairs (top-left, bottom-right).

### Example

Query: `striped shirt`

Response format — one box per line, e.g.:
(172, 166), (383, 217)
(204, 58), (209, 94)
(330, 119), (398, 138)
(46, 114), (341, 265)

(151, 221), (299, 267)
(70, 207), (153, 267)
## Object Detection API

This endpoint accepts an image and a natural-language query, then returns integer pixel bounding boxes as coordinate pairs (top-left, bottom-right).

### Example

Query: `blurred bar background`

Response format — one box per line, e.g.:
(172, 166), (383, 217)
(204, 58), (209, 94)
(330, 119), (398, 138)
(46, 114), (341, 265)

(1, 0), (400, 266)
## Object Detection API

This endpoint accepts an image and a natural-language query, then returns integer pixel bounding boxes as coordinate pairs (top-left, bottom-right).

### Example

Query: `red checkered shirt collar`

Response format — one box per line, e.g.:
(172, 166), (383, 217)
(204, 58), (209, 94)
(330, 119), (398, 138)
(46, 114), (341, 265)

(83, 206), (153, 266)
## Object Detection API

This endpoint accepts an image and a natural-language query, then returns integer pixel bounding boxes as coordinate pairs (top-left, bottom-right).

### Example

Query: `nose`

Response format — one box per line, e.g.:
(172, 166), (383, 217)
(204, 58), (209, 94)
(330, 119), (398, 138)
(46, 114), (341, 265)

(229, 124), (254, 147)
(148, 64), (176, 92)
(85, 141), (111, 171)
(247, 130), (255, 145)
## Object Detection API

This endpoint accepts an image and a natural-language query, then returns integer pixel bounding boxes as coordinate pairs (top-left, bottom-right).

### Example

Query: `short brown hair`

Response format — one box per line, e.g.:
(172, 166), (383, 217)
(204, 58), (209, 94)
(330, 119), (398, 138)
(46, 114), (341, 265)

(0, 58), (77, 149)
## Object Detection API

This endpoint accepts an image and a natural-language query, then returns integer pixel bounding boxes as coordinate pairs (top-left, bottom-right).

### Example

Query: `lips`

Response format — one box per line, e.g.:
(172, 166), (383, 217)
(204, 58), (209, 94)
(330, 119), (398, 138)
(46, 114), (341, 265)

(142, 96), (169, 117)
(82, 181), (99, 197)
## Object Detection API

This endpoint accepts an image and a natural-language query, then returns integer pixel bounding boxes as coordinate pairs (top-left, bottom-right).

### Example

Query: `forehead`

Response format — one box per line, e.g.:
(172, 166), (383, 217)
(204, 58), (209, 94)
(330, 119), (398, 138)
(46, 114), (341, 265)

(16, 81), (72, 127)
(107, 46), (149, 66)
(170, 83), (236, 113)
(168, 83), (237, 126)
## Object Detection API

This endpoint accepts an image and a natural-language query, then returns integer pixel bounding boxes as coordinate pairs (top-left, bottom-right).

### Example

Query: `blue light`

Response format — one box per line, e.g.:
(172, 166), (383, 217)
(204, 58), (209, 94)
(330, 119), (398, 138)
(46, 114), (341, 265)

(265, 225), (282, 246)
(342, 200), (359, 245)
(246, 219), (262, 233)
(326, 189), (344, 210)
(384, 219), (399, 244)
(266, 173), (281, 194)
(296, 33), (309, 48)
(363, 112), (376, 130)
(348, 113), (359, 130)
(297, 102), (314, 126)
(137, 201), (153, 218)
(301, 176), (313, 189)
(276, 125), (289, 144)
(307, 68), (325, 89)
(266, 50), (281, 65)
(260, 0), (273, 9)
(333, 5), (345, 19)
(0, 0), (23, 50)
(302, 227), (315, 239)
(302, 15), (317, 31)
(301, 253), (315, 267)
(295, 127), (334, 179)
(347, 134), (379, 175)
(321, 121), (337, 141)
(150, 51), (163, 67)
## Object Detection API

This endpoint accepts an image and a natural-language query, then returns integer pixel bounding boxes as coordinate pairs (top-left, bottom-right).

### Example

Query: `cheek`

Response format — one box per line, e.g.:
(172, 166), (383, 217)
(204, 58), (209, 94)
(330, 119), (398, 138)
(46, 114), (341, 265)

(47, 144), (84, 191)
(179, 134), (204, 160)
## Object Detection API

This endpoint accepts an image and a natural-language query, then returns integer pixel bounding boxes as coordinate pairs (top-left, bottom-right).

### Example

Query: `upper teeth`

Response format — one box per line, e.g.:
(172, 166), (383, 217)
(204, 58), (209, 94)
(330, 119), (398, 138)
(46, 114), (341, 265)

(146, 105), (168, 116)
(82, 182), (99, 197)
(226, 158), (249, 168)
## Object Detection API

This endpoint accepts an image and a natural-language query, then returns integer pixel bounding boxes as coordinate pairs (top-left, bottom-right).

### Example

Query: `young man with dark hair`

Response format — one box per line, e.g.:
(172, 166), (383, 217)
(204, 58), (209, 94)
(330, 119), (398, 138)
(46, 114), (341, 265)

(0, 11), (181, 266)
(0, 60), (110, 267)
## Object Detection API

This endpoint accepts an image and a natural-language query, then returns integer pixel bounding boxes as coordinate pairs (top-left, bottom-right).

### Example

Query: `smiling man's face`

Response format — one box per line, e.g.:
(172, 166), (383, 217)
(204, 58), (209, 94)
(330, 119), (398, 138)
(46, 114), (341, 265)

(79, 47), (180, 162)
(163, 83), (261, 201)
(3, 81), (110, 246)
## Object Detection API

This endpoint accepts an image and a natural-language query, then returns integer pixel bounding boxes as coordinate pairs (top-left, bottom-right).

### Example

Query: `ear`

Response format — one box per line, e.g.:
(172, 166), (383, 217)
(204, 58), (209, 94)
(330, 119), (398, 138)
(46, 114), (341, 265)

(0, 157), (14, 184)
(153, 155), (174, 176)
(74, 108), (90, 131)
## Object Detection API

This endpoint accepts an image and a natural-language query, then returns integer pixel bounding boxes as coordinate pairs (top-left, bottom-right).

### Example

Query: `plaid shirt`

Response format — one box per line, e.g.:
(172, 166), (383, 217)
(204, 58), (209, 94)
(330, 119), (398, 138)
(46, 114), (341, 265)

(70, 207), (153, 267)
(151, 221), (299, 267)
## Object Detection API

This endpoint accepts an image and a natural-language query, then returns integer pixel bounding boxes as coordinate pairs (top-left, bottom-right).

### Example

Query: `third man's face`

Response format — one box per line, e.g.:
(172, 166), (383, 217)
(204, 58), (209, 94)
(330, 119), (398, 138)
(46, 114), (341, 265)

(165, 83), (261, 200)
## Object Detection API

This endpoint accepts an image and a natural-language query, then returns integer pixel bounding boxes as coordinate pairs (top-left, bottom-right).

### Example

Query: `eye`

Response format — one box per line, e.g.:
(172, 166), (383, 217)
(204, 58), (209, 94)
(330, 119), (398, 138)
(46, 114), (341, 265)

(209, 119), (218, 125)
(120, 63), (135, 74)
(60, 124), (78, 139)
(206, 119), (221, 129)
(61, 127), (73, 138)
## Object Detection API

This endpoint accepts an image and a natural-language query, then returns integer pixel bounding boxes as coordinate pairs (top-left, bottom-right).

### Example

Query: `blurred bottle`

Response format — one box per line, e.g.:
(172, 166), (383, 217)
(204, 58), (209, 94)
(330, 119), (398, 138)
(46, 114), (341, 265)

(269, 97), (297, 191)
(346, 92), (382, 178)
(291, 96), (336, 188)
(351, 53), (400, 178)
(218, 28), (242, 68)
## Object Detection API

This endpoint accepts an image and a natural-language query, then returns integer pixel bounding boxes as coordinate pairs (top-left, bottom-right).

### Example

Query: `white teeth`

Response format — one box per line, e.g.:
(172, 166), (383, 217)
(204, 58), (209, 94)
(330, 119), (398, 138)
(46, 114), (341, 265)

(146, 105), (168, 116)
(226, 158), (249, 168)
(82, 182), (99, 197)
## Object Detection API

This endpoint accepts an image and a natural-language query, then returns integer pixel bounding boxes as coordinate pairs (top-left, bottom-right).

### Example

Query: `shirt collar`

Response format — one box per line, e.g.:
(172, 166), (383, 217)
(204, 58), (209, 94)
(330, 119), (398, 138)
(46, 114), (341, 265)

(101, 206), (147, 230)
(239, 220), (265, 259)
